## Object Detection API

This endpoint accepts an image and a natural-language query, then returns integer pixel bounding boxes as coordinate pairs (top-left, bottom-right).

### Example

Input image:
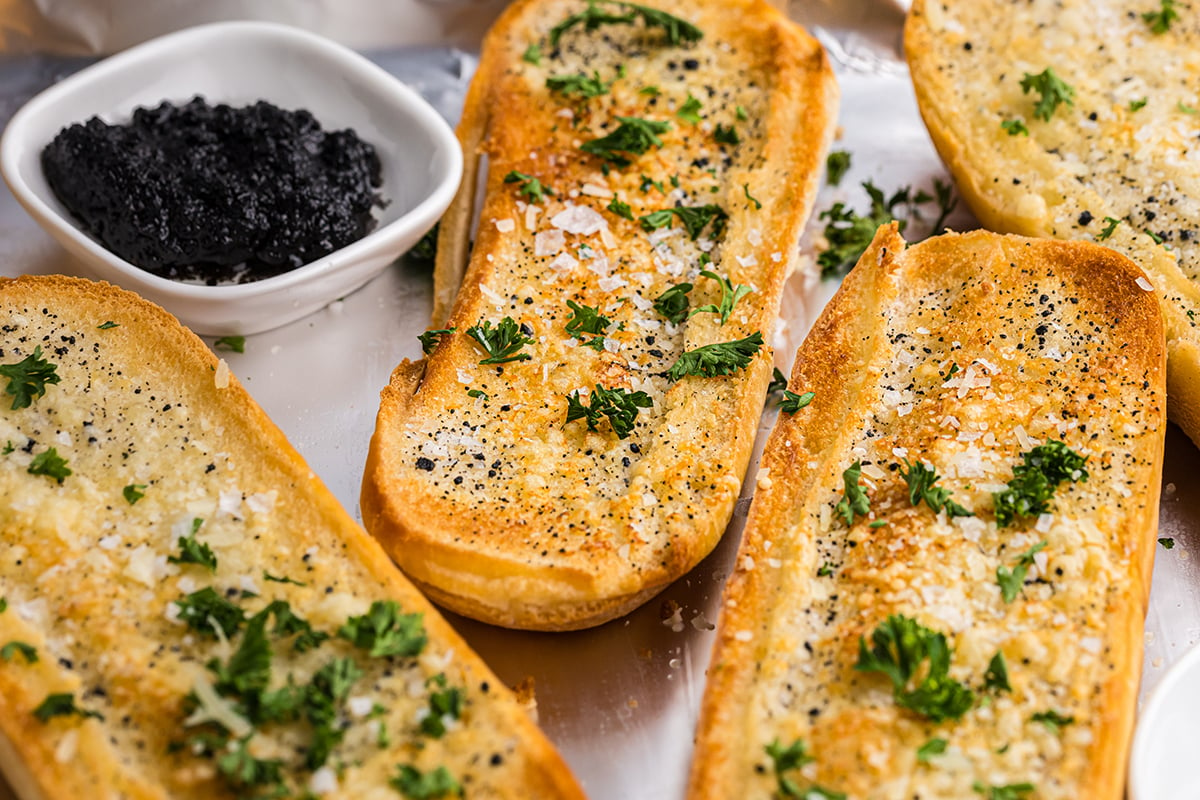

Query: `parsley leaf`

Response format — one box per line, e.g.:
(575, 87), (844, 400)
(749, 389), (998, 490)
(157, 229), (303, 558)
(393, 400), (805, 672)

(1143, 0), (1179, 34)
(765, 738), (845, 799)
(653, 282), (693, 324)
(522, 42), (542, 65)
(465, 317), (534, 365)
(0, 598), (5, 613)
(0, 346), (60, 410)
(984, 651), (1011, 692)
(390, 764), (462, 799)
(1001, 118), (1029, 136)
(339, 600), (427, 658)
(34, 693), (104, 722)
(304, 657), (363, 768)
(581, 116), (671, 167)
(547, 70), (615, 98)
(667, 332), (763, 381)
(1129, 97), (1148, 112)
(1160, 537), (1176, 550)
(899, 459), (972, 517)
(689, 269), (753, 325)
(1030, 709), (1075, 734)
(1020, 67), (1075, 122)
(638, 204), (728, 240)
(779, 390), (814, 414)
(174, 587), (247, 638)
(262, 571), (306, 587)
(916, 738), (947, 763)
(816, 181), (910, 278)
(855, 614), (975, 721)
(996, 540), (1048, 603)
(993, 440), (1088, 526)
(835, 461), (870, 526)
(713, 123), (740, 145)
(503, 170), (554, 203)
(565, 300), (612, 349)
(28, 448), (71, 484)
(565, 384), (652, 438)
(214, 336), (245, 354)
(216, 735), (284, 793)
(826, 150), (851, 186)
(420, 674), (465, 738)
(97, 320), (119, 329)
(409, 223), (439, 265)
(607, 197), (634, 220)
(123, 483), (146, 504)
(168, 518), (217, 572)
(548, 0), (703, 47)
(973, 782), (1035, 800)
(767, 366), (788, 396)
(209, 611), (272, 696)
(261, 600), (330, 653)
(1099, 216), (1121, 240)
(676, 93), (702, 124)
(418, 327), (456, 356)
(0, 641), (37, 663)
(743, 183), (762, 210)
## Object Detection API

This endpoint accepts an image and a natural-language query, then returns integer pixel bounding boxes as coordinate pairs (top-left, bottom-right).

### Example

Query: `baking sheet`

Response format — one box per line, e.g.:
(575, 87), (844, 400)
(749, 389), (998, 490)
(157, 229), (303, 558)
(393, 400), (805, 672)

(1, 2), (1198, 798)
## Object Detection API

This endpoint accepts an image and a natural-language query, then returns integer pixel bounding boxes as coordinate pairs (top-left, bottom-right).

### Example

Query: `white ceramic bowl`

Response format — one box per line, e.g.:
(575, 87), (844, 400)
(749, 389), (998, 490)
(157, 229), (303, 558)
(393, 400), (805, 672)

(0, 21), (461, 335)
(1129, 642), (1200, 799)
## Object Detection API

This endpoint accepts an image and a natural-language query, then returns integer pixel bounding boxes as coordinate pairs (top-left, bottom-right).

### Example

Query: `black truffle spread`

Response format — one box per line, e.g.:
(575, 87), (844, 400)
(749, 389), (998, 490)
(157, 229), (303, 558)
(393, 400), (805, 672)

(41, 97), (386, 284)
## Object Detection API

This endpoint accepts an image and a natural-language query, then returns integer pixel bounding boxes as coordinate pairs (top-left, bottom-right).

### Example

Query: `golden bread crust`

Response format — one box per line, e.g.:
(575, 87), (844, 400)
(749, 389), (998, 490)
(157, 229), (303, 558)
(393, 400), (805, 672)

(688, 228), (1165, 799)
(905, 0), (1200, 448)
(0, 275), (583, 799)
(362, 0), (839, 630)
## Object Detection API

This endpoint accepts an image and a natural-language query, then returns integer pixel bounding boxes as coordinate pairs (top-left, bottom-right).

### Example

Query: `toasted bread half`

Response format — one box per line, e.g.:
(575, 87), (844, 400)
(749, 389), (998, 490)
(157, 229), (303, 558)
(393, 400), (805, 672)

(905, 0), (1200, 446)
(688, 227), (1165, 799)
(0, 275), (583, 799)
(361, 0), (838, 630)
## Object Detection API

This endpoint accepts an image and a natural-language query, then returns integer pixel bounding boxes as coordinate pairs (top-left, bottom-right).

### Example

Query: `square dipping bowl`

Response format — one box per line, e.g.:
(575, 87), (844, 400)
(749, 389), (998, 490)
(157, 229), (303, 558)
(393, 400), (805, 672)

(0, 21), (462, 336)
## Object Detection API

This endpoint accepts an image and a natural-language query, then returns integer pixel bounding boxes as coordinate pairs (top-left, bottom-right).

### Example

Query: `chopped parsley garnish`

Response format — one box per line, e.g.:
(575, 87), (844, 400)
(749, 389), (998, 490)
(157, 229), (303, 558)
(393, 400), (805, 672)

(1146, 228), (1166, 245)
(855, 614), (975, 721)
(28, 448), (71, 484)
(0, 641), (37, 663)
(262, 600), (330, 653)
(638, 203), (728, 240)
(581, 116), (671, 167)
(1160, 537), (1176, 550)
(522, 42), (542, 65)
(409, 222), (439, 265)
(766, 366), (787, 396)
(209, 612), (272, 696)
(984, 651), (1011, 692)
(548, 0), (703, 47)
(816, 181), (910, 278)
(916, 737), (947, 763)
(175, 588), (248, 639)
(826, 150), (851, 186)
(1099, 216), (1121, 239)
(835, 461), (870, 527)
(973, 782), (1035, 800)
(667, 332), (763, 381)
(817, 562), (835, 577)
(339, 600), (427, 658)
(262, 571), (306, 586)
(996, 540), (1048, 603)
(689, 269), (753, 325)
(779, 390), (815, 414)
(743, 183), (762, 210)
(33, 692), (103, 722)
(1030, 709), (1075, 734)
(168, 517), (217, 572)
(1144, 0), (1179, 33)
(653, 281), (693, 324)
(765, 738), (846, 799)
(1020, 67), (1075, 122)
(736, 104), (749, 120)
(418, 327), (456, 356)
(503, 170), (554, 203)
(1129, 97), (1148, 112)
(216, 735), (284, 792)
(0, 345), (60, 410)
(546, 70), (613, 98)
(0, 598), (6, 613)
(466, 388), (488, 400)
(713, 123), (740, 145)
(993, 440), (1088, 526)
(304, 657), (363, 768)
(565, 385), (652, 439)
(123, 483), (146, 504)
(465, 317), (534, 365)
(390, 764), (462, 799)
(420, 674), (465, 738)
(1001, 118), (1029, 136)
(607, 197), (634, 220)
(676, 93), (702, 124)
(899, 459), (972, 517)
(640, 173), (665, 193)
(565, 300), (612, 349)
(214, 336), (245, 353)
(640, 85), (661, 96)
(97, 320), (119, 329)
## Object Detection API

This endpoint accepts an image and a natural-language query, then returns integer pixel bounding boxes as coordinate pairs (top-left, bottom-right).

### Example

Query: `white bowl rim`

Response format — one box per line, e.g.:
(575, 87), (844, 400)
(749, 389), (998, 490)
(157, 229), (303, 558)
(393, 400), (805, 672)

(1128, 640), (1200, 798)
(0, 19), (461, 301)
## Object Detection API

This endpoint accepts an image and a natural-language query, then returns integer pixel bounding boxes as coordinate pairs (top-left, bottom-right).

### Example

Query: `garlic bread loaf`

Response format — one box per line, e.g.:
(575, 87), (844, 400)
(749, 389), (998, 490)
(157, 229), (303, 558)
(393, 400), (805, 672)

(906, 0), (1200, 445)
(0, 275), (583, 800)
(362, 0), (838, 630)
(688, 228), (1165, 799)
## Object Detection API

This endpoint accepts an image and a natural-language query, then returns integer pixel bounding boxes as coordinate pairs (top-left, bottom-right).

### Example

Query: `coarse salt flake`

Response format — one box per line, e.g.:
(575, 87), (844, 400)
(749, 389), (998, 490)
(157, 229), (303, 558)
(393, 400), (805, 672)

(551, 204), (607, 235)
(1136, 276), (1155, 291)
(493, 218), (515, 233)
(535, 229), (565, 256)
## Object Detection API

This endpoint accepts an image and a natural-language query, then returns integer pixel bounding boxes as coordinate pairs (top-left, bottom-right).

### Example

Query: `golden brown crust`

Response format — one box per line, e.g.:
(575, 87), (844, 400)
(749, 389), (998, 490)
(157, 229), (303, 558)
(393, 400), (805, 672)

(362, 0), (839, 630)
(688, 229), (1165, 799)
(0, 275), (583, 799)
(905, 0), (1200, 450)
